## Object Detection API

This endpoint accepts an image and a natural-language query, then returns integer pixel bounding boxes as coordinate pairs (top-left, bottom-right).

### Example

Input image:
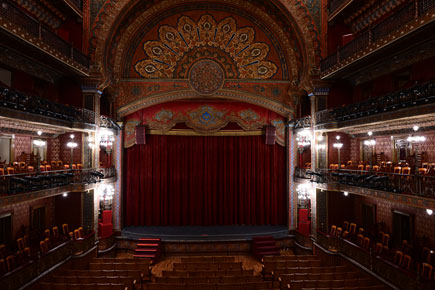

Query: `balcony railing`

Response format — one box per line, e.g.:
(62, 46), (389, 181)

(0, 168), (105, 195)
(294, 115), (312, 130)
(98, 166), (117, 179)
(316, 230), (435, 290)
(100, 115), (121, 131)
(329, 0), (351, 15)
(1, 87), (96, 125)
(321, 1), (435, 73)
(315, 81), (435, 125)
(302, 168), (435, 199)
(0, 0), (89, 68)
(66, 0), (83, 11)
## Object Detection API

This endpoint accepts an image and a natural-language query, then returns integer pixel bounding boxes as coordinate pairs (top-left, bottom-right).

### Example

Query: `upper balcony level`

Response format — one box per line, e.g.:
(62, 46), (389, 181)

(0, 0), (89, 76)
(1, 86), (96, 131)
(321, 1), (435, 81)
(315, 81), (435, 131)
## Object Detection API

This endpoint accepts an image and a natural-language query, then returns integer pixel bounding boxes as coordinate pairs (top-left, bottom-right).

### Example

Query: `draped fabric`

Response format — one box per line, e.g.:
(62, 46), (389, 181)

(123, 135), (286, 226)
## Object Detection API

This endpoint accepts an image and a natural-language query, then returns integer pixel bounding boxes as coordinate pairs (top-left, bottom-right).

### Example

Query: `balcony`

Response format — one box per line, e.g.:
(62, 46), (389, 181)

(297, 168), (435, 210)
(0, 168), (115, 207)
(0, 0), (89, 76)
(315, 81), (435, 130)
(321, 1), (435, 80)
(315, 230), (435, 290)
(1, 87), (96, 130)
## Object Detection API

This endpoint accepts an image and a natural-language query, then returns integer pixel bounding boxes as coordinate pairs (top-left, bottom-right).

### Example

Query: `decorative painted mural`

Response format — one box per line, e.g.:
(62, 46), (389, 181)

(133, 14), (278, 79)
(123, 102), (287, 147)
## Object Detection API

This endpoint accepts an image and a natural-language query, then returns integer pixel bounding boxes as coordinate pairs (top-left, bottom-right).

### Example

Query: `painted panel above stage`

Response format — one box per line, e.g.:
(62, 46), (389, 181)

(123, 101), (286, 148)
(115, 79), (294, 117)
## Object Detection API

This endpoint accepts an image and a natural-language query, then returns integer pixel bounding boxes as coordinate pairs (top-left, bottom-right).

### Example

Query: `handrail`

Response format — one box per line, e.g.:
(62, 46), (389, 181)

(0, 86), (95, 124)
(315, 81), (435, 124)
(299, 168), (435, 198)
(0, 0), (89, 68)
(321, 0), (435, 72)
(329, 0), (351, 15)
(0, 168), (106, 194)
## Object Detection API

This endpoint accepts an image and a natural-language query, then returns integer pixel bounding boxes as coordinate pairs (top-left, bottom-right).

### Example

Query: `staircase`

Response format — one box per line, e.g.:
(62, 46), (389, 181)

(133, 237), (161, 263)
(252, 236), (280, 259)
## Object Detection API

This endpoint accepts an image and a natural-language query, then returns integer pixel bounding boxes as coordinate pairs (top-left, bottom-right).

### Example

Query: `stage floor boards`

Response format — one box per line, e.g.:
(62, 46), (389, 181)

(122, 225), (289, 241)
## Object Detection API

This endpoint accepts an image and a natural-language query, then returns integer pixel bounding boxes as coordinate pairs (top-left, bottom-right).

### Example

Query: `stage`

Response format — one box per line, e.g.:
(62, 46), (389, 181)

(121, 225), (289, 242)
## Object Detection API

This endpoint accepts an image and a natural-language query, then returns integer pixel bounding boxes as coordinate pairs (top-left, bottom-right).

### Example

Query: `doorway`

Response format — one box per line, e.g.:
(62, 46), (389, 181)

(392, 210), (413, 247)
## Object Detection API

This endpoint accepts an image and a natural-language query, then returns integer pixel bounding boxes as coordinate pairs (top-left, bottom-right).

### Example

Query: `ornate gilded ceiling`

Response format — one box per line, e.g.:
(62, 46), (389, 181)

(89, 0), (322, 118)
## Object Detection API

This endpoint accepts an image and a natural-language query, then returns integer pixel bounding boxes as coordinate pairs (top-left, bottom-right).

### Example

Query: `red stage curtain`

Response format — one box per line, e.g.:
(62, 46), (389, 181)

(124, 135), (286, 226)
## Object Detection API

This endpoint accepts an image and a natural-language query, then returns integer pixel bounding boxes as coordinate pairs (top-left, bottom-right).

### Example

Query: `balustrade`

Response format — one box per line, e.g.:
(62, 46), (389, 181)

(321, 0), (435, 72)
(315, 81), (435, 125)
(329, 0), (350, 15)
(0, 87), (96, 124)
(0, 0), (89, 68)
(0, 168), (105, 195)
(299, 168), (435, 199)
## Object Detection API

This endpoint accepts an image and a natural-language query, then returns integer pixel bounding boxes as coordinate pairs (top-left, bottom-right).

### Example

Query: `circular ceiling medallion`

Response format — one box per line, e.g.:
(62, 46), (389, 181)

(188, 59), (224, 96)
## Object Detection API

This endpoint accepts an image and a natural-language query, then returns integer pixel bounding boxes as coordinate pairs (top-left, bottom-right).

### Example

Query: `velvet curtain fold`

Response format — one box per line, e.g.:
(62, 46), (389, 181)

(124, 135), (286, 226)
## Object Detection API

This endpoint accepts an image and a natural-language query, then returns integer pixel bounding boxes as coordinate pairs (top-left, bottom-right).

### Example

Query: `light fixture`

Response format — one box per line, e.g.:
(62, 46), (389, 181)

(343, 191), (349, 196)
(368, 131), (373, 136)
(317, 135), (324, 142)
(413, 125), (419, 132)
(67, 142), (78, 148)
(390, 136), (394, 140)
(336, 135), (341, 140)
(70, 134), (75, 139)
(88, 136), (94, 148)
(427, 209), (433, 215)
(364, 139), (376, 146)
(407, 136), (426, 142)
(99, 184), (115, 201)
(33, 140), (46, 147)
(99, 129), (115, 147)
(297, 184), (310, 201)
(62, 193), (68, 197)
(37, 130), (42, 136)
(333, 143), (343, 149)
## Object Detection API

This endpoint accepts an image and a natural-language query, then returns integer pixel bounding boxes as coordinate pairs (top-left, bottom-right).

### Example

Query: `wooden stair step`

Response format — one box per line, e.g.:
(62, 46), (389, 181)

(136, 243), (159, 247)
(135, 248), (158, 253)
(133, 254), (156, 259)
(139, 238), (161, 242)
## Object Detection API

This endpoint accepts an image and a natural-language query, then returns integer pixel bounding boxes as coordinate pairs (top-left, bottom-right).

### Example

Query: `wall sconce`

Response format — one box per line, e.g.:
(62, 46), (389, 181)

(67, 141), (78, 169)
(364, 139), (376, 170)
(427, 209), (433, 215)
(33, 139), (46, 172)
(99, 129), (115, 148)
(333, 138), (343, 169)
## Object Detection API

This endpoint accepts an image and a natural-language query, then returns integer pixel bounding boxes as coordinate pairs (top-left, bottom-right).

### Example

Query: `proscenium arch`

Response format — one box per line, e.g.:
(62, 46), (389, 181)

(117, 89), (295, 119)
(90, 0), (320, 92)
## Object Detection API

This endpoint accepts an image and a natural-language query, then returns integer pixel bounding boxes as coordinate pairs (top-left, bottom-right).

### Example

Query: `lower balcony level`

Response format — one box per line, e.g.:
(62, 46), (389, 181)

(295, 167), (435, 210)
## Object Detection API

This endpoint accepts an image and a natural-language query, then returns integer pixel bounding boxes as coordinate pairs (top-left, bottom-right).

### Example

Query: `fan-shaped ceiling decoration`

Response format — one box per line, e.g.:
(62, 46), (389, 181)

(134, 14), (278, 79)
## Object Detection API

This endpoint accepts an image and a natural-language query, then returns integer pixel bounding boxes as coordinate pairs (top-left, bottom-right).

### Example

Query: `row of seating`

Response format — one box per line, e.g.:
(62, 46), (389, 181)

(259, 253), (390, 290)
(330, 222), (435, 280)
(40, 257), (151, 290)
(1, 161), (84, 173)
(146, 282), (271, 290)
(0, 223), (74, 277)
(148, 256), (270, 289)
